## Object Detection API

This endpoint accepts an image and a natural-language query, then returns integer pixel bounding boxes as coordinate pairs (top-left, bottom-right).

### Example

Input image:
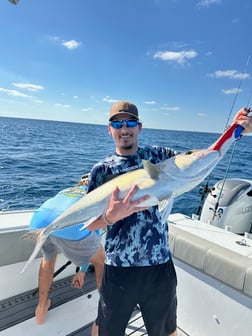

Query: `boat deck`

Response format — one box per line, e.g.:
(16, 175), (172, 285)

(0, 265), (186, 335)
(2, 210), (252, 335)
(0, 268), (95, 334)
(0, 210), (187, 335)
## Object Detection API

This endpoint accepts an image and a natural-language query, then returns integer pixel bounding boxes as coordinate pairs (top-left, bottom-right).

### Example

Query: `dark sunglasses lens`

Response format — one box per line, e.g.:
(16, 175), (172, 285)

(111, 121), (123, 129)
(126, 120), (138, 128)
(110, 120), (139, 129)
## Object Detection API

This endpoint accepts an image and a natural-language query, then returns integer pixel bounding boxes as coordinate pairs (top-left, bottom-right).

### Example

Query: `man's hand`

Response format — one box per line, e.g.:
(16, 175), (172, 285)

(233, 107), (252, 134)
(105, 185), (150, 224)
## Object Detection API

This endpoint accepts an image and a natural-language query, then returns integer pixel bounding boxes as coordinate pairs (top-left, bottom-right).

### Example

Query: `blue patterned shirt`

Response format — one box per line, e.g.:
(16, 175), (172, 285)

(88, 146), (176, 267)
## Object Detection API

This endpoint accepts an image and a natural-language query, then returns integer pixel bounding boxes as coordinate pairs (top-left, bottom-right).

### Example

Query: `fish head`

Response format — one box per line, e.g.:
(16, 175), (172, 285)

(173, 149), (220, 178)
(159, 148), (220, 183)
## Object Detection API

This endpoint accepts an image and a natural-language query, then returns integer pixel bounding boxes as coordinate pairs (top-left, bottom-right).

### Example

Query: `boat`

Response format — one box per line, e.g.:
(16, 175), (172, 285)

(1, 177), (251, 336)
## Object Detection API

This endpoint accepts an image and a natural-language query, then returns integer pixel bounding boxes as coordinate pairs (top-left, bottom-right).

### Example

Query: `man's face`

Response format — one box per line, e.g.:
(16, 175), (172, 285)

(108, 113), (142, 155)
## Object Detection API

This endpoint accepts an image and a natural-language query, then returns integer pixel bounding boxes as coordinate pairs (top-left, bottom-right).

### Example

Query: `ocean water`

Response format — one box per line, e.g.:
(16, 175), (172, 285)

(0, 116), (251, 216)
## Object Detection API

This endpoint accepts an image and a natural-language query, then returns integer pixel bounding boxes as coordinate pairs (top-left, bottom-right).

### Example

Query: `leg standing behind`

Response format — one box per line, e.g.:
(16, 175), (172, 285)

(90, 246), (105, 336)
(35, 251), (57, 324)
(90, 245), (105, 290)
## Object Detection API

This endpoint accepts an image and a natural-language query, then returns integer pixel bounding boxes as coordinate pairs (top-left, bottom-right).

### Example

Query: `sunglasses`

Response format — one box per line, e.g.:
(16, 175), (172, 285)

(110, 119), (139, 129)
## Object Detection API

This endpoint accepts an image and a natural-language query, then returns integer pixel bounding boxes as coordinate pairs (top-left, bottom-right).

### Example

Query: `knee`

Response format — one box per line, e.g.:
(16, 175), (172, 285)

(40, 253), (57, 271)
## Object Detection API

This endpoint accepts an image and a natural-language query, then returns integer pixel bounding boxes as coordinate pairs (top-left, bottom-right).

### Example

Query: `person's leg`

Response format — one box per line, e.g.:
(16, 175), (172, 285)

(90, 319), (99, 336)
(169, 331), (177, 336)
(90, 246), (105, 290)
(89, 246), (105, 335)
(35, 252), (57, 324)
(139, 259), (177, 336)
(98, 265), (138, 336)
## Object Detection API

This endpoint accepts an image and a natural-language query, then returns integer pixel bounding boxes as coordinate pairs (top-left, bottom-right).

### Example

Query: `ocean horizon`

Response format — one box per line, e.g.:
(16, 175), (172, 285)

(0, 116), (251, 216)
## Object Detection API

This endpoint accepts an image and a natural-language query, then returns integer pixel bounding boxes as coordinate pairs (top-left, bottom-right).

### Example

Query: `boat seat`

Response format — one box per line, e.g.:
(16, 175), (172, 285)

(0, 229), (41, 266)
(169, 224), (252, 298)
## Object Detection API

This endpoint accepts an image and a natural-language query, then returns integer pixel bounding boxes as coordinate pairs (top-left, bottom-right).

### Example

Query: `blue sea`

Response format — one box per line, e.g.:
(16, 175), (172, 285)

(0, 117), (251, 216)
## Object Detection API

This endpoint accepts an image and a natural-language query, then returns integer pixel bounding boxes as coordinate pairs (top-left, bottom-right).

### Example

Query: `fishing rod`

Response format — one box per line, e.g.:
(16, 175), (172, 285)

(224, 55), (251, 129)
(195, 56), (251, 219)
(210, 55), (251, 222)
(195, 176), (214, 216)
(210, 107), (251, 223)
(32, 260), (73, 296)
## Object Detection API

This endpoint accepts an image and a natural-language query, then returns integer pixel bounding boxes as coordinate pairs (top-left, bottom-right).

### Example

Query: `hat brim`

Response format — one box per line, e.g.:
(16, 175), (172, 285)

(109, 111), (139, 121)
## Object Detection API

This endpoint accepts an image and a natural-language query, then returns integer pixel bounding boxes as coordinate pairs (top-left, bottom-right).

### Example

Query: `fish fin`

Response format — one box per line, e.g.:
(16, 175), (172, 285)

(158, 197), (174, 225)
(20, 228), (48, 274)
(142, 160), (160, 179)
(79, 217), (99, 230)
(21, 229), (43, 241)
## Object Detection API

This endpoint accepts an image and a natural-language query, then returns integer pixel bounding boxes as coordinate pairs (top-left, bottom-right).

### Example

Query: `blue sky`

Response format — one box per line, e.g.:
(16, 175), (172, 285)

(0, 0), (251, 132)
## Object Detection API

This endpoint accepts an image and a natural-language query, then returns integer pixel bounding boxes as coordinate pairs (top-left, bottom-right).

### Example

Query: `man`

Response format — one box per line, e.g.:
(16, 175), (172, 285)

(85, 101), (252, 336)
(29, 182), (104, 336)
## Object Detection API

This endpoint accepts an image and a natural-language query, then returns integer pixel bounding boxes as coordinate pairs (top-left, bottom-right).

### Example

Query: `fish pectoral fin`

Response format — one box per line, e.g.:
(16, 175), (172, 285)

(142, 160), (160, 179)
(79, 216), (99, 230)
(158, 197), (174, 225)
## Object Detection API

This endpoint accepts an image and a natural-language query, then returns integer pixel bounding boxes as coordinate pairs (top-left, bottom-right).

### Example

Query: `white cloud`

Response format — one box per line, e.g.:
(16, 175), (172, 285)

(0, 87), (31, 98)
(153, 50), (198, 65)
(48, 36), (81, 50)
(160, 106), (180, 111)
(61, 40), (81, 50)
(144, 101), (156, 105)
(102, 96), (118, 103)
(222, 88), (242, 95)
(55, 103), (71, 108)
(209, 70), (250, 80)
(197, 112), (207, 117)
(12, 83), (44, 92)
(196, 0), (221, 8)
(81, 107), (93, 111)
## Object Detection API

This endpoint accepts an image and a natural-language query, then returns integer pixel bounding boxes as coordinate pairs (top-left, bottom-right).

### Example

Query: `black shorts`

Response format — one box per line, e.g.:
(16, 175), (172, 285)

(97, 259), (177, 336)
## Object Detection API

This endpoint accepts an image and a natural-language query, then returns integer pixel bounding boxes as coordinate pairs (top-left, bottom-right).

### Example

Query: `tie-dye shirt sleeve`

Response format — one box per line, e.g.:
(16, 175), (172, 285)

(88, 145), (176, 267)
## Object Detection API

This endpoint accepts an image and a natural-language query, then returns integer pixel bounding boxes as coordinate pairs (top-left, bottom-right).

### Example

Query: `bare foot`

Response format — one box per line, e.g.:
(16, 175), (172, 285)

(35, 299), (51, 324)
(91, 320), (98, 336)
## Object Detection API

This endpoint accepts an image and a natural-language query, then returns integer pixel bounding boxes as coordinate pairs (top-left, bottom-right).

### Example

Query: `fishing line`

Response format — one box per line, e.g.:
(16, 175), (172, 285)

(211, 56), (252, 222)
(246, 89), (252, 108)
(224, 55), (251, 129)
(196, 56), (251, 218)
(211, 142), (239, 222)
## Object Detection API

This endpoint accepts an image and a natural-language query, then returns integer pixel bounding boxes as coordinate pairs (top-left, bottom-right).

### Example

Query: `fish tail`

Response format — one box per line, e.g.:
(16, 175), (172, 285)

(21, 229), (44, 241)
(20, 228), (48, 274)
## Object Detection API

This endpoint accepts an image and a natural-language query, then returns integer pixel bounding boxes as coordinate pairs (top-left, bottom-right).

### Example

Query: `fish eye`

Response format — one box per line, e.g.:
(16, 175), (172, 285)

(185, 150), (194, 155)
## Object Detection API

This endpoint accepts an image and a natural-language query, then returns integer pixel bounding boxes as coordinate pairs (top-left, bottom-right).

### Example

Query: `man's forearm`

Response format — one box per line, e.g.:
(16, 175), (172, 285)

(87, 215), (108, 231)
